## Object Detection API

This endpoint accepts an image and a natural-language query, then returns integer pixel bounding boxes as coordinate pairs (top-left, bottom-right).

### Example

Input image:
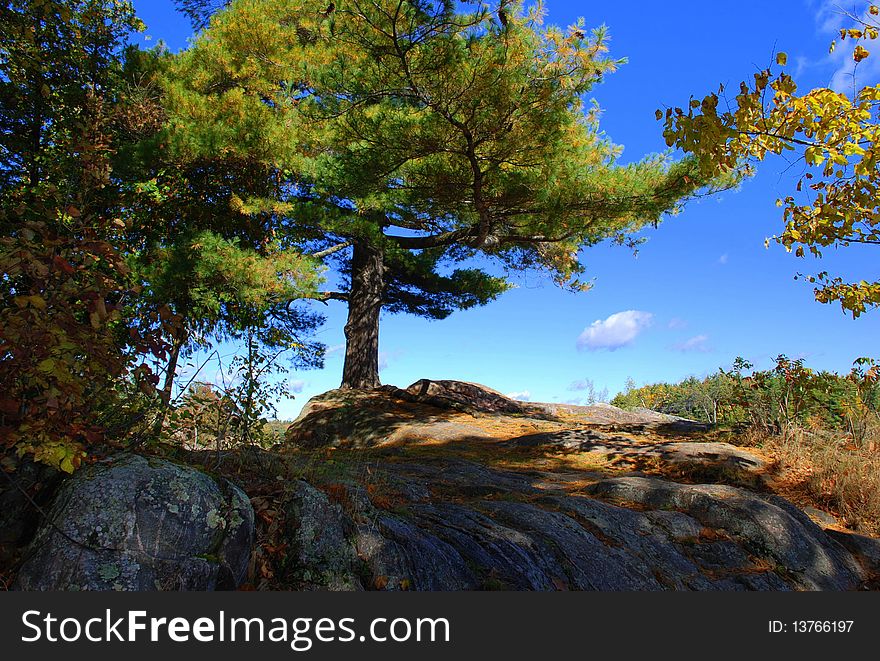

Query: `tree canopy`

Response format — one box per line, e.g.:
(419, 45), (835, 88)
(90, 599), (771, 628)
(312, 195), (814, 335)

(167, 0), (718, 388)
(0, 0), (327, 468)
(0, 0), (735, 471)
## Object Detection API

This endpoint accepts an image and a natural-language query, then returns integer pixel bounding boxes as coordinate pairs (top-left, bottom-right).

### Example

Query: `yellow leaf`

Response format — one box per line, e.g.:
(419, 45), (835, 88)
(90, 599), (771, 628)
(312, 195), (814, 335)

(776, 52), (788, 66)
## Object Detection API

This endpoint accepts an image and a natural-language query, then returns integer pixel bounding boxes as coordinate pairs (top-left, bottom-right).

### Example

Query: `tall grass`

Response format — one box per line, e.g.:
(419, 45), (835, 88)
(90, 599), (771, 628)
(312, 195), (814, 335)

(761, 422), (880, 536)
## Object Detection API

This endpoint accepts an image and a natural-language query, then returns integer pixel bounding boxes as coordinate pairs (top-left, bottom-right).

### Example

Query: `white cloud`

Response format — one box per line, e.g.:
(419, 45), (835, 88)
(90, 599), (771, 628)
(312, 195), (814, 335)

(377, 350), (404, 372)
(673, 334), (711, 353)
(718, 254), (729, 265)
(829, 43), (880, 93)
(505, 390), (531, 402)
(813, 0), (847, 33)
(289, 379), (307, 393)
(325, 343), (345, 358)
(668, 317), (688, 330)
(812, 1), (880, 91)
(576, 310), (653, 351)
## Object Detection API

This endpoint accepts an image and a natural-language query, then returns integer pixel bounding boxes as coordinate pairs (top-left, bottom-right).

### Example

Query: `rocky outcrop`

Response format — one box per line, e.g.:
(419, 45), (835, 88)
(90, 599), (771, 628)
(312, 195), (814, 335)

(9, 379), (876, 591)
(825, 529), (880, 579)
(394, 379), (533, 415)
(585, 476), (861, 590)
(256, 455), (862, 591)
(271, 381), (872, 591)
(506, 430), (766, 478)
(547, 402), (710, 431)
(284, 380), (707, 450)
(283, 384), (505, 449)
(279, 481), (363, 590)
(14, 454), (254, 591)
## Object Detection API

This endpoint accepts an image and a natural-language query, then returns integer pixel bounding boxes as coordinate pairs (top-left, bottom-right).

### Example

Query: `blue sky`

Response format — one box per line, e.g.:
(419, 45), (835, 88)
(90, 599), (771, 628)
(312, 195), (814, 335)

(133, 0), (880, 417)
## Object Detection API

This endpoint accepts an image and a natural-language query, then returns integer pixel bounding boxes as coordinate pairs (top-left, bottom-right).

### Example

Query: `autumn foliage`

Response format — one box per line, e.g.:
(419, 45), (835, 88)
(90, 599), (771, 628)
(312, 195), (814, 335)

(0, 1), (154, 471)
(660, 3), (880, 316)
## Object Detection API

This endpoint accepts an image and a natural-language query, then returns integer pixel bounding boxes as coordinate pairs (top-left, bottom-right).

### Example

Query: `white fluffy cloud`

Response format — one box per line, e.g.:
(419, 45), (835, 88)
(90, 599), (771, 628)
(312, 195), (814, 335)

(289, 379), (307, 393)
(505, 390), (531, 402)
(576, 310), (653, 351)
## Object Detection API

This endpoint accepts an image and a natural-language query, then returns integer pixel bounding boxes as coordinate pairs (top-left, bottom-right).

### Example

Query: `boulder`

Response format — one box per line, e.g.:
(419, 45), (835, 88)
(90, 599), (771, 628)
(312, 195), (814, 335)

(0, 457), (62, 565)
(397, 379), (531, 415)
(14, 454), (254, 591)
(280, 481), (362, 590)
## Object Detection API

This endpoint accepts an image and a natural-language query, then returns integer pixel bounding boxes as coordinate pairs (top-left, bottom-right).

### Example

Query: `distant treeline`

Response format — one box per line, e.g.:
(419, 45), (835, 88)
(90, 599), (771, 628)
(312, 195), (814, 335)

(613, 356), (880, 441)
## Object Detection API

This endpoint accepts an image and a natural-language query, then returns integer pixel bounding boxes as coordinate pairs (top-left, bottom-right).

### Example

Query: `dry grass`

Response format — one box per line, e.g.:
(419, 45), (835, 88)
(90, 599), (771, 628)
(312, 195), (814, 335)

(760, 422), (880, 536)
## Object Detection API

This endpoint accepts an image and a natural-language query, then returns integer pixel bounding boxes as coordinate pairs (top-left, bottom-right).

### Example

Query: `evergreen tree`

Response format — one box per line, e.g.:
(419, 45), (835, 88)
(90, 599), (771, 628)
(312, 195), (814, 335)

(116, 48), (326, 425)
(166, 0), (720, 389)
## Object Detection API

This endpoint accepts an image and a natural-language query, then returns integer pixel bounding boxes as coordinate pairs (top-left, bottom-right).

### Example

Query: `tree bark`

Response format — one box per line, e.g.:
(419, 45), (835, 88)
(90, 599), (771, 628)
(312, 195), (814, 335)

(152, 330), (186, 437)
(340, 241), (384, 390)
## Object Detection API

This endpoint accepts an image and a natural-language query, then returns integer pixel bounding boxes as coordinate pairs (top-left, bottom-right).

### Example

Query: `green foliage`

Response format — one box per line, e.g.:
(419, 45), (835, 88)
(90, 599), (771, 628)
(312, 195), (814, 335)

(115, 36), (330, 422)
(0, 1), (329, 469)
(172, 0), (230, 30)
(166, 383), (240, 448)
(132, 228), (323, 338)
(613, 356), (880, 435)
(380, 246), (511, 319)
(163, 0), (725, 387)
(167, 357), (304, 449)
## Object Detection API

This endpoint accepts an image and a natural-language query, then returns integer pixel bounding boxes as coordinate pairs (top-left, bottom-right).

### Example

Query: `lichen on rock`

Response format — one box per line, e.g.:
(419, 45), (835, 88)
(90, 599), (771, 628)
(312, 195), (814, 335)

(14, 454), (254, 591)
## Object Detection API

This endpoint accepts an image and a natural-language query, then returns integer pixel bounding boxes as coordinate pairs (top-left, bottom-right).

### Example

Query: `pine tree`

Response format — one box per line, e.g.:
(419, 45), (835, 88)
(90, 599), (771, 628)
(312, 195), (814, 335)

(166, 0), (719, 389)
(116, 48), (326, 423)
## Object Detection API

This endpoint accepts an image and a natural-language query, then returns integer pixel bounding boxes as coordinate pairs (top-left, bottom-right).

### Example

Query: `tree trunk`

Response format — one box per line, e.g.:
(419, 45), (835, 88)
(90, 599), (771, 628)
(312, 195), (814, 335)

(341, 241), (384, 390)
(160, 339), (183, 408)
(152, 332), (185, 437)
